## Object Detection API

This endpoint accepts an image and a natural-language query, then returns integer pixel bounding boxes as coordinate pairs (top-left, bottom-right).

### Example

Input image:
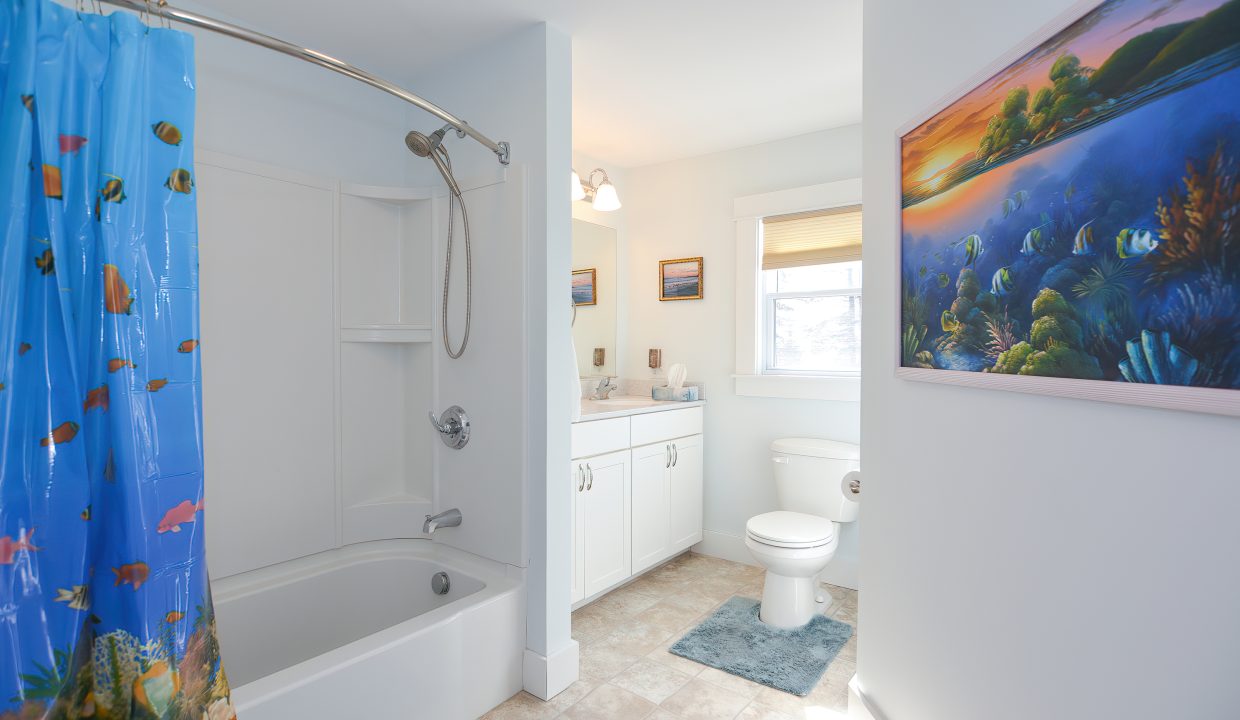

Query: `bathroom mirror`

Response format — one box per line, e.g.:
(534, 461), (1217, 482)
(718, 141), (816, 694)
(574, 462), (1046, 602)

(572, 219), (617, 377)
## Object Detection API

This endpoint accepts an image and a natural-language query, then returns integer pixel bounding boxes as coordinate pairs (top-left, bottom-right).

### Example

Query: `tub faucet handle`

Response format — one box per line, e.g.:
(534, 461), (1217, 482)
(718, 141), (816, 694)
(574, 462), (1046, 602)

(428, 406), (470, 449)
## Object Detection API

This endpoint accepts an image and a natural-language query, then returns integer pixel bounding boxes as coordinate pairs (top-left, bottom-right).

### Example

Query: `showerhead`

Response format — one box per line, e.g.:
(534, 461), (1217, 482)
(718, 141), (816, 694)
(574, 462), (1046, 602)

(405, 128), (445, 158)
(405, 126), (461, 196)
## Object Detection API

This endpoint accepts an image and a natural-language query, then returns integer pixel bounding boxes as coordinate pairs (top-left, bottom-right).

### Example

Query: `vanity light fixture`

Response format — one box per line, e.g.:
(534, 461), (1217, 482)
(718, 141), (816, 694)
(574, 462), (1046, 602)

(571, 168), (621, 211)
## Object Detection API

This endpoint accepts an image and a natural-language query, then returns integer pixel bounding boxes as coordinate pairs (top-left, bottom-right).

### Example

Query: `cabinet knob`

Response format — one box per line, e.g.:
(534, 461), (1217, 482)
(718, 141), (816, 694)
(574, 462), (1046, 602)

(577, 465), (585, 492)
(672, 443), (678, 467)
(665, 444), (671, 468)
(586, 464), (593, 491)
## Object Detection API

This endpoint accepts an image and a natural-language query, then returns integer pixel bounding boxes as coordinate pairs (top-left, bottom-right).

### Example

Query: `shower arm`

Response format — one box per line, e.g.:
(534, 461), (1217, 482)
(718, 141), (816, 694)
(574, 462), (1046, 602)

(97, 0), (511, 165)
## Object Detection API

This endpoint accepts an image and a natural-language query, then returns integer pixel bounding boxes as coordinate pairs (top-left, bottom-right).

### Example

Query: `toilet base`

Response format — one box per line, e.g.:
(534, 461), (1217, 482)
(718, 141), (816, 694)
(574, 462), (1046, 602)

(760, 571), (822, 628)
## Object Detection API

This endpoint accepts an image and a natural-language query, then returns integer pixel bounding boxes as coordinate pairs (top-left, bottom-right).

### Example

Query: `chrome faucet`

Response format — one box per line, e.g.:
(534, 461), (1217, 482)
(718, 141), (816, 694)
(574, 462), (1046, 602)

(591, 377), (619, 400)
(423, 508), (462, 534)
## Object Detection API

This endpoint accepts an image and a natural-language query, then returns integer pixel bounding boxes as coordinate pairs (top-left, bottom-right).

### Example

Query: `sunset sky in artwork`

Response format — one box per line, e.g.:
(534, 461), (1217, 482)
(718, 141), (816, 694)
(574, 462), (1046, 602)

(661, 261), (700, 279)
(901, 0), (1222, 194)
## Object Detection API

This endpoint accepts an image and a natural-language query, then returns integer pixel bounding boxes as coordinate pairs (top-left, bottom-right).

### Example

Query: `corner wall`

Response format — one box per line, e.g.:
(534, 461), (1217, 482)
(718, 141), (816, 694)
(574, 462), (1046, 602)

(862, 1), (1240, 718)
(623, 126), (863, 587)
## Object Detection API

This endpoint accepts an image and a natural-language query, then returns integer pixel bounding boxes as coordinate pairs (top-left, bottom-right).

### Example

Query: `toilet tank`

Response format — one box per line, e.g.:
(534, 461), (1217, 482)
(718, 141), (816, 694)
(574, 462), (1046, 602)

(771, 438), (860, 523)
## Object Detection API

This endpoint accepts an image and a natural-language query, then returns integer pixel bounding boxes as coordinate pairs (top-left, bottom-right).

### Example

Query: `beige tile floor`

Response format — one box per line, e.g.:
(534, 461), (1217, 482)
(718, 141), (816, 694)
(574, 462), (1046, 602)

(483, 552), (858, 720)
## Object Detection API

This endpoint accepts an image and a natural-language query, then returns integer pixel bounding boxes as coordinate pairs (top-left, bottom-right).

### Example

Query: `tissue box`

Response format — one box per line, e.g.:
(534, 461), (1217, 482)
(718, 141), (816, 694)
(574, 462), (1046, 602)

(652, 385), (699, 401)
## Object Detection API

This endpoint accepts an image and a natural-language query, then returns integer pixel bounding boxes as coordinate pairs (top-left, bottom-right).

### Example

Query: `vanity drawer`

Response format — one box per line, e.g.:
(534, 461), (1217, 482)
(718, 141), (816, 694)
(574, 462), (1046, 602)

(571, 416), (631, 459)
(630, 407), (702, 446)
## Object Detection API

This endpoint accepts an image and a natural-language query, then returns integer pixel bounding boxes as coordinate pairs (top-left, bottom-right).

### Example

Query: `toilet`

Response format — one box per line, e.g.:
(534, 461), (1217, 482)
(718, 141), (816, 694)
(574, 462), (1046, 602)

(746, 438), (860, 628)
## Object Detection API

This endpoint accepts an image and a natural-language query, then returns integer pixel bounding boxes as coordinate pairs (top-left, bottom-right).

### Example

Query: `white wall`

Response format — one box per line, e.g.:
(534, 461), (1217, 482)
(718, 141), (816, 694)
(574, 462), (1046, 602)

(186, 1), (410, 185)
(862, 1), (1240, 718)
(622, 126), (863, 587)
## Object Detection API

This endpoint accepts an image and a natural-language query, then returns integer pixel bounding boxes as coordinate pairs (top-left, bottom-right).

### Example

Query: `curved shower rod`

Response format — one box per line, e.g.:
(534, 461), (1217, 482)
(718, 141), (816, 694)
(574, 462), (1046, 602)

(97, 0), (511, 165)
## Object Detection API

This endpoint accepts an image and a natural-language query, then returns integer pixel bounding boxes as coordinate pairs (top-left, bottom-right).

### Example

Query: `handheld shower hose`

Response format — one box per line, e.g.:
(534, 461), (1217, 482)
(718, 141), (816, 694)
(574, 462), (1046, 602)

(406, 127), (471, 359)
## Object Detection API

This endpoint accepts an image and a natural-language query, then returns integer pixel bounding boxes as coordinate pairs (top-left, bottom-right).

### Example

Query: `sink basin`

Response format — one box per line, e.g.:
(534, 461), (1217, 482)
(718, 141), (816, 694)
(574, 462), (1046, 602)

(586, 397), (655, 407)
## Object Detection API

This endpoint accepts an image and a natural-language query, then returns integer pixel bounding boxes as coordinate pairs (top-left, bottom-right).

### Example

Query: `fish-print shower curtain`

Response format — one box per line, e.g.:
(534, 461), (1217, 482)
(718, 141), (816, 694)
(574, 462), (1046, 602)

(0, 1), (234, 718)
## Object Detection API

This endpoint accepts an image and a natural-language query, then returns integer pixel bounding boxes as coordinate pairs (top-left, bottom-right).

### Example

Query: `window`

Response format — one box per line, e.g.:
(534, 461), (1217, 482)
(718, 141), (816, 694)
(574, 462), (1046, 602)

(763, 261), (862, 373)
(732, 178), (862, 401)
(760, 206), (862, 375)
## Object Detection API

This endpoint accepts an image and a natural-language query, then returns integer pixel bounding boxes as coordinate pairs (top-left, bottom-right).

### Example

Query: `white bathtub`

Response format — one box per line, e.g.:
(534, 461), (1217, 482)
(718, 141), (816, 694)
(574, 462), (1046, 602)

(213, 540), (524, 719)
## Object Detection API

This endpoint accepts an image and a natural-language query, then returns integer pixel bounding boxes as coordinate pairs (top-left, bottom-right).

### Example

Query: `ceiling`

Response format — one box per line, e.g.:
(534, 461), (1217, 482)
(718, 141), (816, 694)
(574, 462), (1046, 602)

(186, 0), (863, 168)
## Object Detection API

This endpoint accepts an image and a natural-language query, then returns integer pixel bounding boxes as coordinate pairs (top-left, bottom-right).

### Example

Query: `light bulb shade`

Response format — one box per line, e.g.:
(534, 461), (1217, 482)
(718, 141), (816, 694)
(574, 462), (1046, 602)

(592, 180), (621, 211)
(570, 170), (587, 201)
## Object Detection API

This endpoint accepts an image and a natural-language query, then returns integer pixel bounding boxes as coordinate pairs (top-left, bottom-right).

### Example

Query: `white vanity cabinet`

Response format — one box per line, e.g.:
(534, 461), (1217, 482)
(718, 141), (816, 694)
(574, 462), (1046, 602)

(571, 405), (704, 606)
(667, 434), (704, 550)
(632, 433), (703, 574)
(630, 442), (672, 573)
(571, 450), (632, 602)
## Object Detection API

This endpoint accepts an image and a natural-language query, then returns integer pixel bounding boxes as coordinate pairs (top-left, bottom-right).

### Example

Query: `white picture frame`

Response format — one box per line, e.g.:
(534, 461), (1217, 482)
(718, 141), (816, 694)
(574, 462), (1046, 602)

(893, 0), (1240, 418)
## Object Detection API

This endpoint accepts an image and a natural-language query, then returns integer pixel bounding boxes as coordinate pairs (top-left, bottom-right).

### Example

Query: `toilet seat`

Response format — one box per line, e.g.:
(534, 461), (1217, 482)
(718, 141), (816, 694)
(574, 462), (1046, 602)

(746, 511), (834, 549)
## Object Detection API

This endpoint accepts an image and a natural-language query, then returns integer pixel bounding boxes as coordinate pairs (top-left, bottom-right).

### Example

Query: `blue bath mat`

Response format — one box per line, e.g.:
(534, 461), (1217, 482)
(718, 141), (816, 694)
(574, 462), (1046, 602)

(668, 596), (852, 696)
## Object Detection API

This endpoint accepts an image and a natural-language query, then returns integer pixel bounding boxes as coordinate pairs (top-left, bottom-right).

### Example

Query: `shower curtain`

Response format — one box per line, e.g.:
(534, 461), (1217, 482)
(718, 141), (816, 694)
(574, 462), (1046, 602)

(0, 1), (233, 718)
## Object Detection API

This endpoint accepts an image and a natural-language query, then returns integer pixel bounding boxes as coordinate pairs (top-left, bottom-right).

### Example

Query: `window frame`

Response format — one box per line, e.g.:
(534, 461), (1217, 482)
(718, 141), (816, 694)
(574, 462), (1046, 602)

(761, 271), (863, 376)
(732, 179), (862, 401)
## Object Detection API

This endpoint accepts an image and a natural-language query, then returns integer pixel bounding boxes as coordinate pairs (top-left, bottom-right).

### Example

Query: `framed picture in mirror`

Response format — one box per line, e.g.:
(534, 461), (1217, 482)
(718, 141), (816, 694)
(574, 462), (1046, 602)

(572, 268), (597, 306)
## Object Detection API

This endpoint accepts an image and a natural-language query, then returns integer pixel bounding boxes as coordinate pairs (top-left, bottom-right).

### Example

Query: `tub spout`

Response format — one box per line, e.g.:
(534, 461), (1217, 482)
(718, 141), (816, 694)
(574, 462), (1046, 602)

(424, 508), (462, 534)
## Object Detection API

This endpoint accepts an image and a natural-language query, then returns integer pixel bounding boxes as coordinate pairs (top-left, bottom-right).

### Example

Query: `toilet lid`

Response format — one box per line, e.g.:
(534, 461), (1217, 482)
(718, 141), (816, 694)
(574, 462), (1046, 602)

(746, 511), (834, 548)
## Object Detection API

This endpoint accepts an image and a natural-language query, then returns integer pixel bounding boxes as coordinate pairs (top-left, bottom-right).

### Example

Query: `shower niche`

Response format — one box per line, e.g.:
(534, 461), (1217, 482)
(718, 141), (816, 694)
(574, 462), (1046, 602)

(338, 184), (436, 544)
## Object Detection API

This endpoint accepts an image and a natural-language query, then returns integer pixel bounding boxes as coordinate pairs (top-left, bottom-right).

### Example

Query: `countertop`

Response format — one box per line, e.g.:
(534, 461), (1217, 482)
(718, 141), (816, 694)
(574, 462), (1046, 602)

(577, 396), (706, 422)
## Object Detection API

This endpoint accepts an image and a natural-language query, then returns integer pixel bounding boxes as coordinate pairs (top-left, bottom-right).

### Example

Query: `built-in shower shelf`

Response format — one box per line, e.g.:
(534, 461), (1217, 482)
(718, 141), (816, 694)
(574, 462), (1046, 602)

(340, 325), (432, 343)
(340, 182), (434, 204)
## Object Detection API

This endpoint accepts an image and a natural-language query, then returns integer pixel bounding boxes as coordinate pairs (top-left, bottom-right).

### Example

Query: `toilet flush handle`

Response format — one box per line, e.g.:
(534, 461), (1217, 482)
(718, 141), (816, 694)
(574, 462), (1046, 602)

(844, 470), (861, 496)
(772, 456), (789, 464)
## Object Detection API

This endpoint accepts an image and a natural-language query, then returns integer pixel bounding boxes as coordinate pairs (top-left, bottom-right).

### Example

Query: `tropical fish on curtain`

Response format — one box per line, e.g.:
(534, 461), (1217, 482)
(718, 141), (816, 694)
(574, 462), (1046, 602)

(0, 1), (233, 718)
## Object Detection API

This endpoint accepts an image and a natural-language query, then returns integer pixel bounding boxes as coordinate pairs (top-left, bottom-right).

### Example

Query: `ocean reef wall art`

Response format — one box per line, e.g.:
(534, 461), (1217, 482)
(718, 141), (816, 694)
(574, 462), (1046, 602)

(898, 0), (1240, 414)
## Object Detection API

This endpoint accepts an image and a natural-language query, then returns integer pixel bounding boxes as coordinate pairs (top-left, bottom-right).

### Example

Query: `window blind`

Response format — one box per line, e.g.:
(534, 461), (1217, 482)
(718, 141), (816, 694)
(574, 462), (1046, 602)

(761, 205), (862, 270)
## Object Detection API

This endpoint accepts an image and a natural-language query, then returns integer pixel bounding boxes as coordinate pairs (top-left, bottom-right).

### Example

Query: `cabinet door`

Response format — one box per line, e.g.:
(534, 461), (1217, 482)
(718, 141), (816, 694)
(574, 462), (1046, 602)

(580, 450), (631, 598)
(570, 461), (586, 604)
(631, 441), (672, 574)
(668, 434), (704, 550)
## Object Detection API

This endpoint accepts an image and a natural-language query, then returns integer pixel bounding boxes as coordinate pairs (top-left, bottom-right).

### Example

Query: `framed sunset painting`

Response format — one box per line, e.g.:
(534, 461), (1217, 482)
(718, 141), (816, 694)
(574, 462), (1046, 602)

(660, 257), (704, 301)
(572, 268), (597, 306)
(898, 0), (1240, 416)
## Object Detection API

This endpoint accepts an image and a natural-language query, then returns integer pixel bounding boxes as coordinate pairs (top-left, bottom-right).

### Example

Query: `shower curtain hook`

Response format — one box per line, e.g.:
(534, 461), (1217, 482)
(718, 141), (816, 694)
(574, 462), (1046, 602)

(141, 0), (152, 32)
(157, 0), (171, 29)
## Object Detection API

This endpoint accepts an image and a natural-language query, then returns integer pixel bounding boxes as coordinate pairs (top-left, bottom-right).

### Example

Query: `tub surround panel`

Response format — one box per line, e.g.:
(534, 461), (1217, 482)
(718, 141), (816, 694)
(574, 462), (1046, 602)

(429, 171), (529, 567)
(198, 156), (339, 579)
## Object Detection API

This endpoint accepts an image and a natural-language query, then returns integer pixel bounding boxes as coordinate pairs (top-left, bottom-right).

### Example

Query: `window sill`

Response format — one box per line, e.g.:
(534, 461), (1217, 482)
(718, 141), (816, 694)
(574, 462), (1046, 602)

(733, 373), (860, 402)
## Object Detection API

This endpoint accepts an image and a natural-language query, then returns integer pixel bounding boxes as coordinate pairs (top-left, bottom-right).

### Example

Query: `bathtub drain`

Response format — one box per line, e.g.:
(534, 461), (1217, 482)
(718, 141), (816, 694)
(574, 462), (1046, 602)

(431, 571), (451, 595)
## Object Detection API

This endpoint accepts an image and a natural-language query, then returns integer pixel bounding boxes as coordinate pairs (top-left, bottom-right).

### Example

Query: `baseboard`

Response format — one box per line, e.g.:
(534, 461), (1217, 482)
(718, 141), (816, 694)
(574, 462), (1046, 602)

(522, 641), (579, 701)
(693, 530), (759, 566)
(848, 675), (887, 720)
(694, 530), (858, 591)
